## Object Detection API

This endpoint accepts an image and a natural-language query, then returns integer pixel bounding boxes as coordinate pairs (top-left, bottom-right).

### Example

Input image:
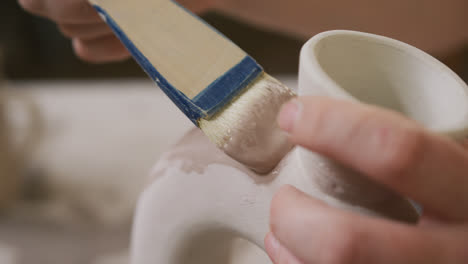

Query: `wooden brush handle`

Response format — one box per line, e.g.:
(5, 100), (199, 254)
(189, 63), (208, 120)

(89, 0), (263, 123)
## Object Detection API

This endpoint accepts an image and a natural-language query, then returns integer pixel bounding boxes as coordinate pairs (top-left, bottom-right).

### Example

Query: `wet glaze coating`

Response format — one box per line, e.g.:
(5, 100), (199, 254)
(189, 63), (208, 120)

(200, 74), (296, 174)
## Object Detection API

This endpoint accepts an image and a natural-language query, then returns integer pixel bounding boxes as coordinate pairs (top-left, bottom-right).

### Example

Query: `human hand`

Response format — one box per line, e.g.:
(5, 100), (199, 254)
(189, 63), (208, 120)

(265, 96), (468, 263)
(18, 0), (219, 63)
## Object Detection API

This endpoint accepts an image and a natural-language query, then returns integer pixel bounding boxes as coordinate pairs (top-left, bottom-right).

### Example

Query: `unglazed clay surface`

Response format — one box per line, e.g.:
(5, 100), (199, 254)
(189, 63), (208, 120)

(132, 128), (417, 264)
(131, 31), (468, 264)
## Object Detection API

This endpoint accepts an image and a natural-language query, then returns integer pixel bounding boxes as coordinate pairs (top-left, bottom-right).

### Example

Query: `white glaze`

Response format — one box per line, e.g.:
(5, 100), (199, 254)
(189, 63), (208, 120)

(200, 73), (296, 173)
(131, 31), (468, 264)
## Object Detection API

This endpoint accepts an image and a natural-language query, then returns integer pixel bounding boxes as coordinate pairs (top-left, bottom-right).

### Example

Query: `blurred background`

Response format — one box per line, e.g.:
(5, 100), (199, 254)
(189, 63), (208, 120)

(0, 0), (467, 263)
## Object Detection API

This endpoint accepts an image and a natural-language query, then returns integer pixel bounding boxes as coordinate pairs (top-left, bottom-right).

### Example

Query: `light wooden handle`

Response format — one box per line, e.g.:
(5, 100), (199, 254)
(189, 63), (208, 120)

(90, 0), (263, 123)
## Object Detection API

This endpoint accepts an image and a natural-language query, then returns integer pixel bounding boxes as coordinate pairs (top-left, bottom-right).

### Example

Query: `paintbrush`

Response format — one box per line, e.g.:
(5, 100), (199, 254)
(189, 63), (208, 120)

(90, 0), (296, 173)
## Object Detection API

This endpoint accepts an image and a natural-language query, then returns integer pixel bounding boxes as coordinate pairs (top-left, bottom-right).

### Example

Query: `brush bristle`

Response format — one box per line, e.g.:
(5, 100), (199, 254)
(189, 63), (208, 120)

(199, 73), (296, 173)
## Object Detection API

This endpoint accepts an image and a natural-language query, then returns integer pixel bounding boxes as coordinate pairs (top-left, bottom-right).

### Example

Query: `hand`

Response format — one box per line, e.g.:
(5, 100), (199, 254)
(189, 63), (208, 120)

(18, 0), (219, 63)
(265, 96), (468, 263)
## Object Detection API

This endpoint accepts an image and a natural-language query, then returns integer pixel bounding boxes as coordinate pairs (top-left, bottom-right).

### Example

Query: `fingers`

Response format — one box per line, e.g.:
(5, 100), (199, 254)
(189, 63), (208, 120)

(58, 22), (112, 40)
(72, 36), (130, 63)
(19, 0), (101, 23)
(267, 185), (467, 264)
(18, 0), (131, 62)
(277, 96), (468, 221)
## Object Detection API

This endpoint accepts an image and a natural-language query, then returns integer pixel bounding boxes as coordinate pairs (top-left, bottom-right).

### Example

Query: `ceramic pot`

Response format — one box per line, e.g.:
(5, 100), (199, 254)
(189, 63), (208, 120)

(0, 78), (41, 209)
(0, 90), (20, 208)
(131, 30), (468, 264)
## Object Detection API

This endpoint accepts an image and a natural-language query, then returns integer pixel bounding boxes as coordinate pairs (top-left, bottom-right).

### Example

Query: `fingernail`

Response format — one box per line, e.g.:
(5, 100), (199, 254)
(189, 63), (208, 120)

(265, 232), (280, 258)
(71, 38), (81, 51)
(277, 99), (302, 133)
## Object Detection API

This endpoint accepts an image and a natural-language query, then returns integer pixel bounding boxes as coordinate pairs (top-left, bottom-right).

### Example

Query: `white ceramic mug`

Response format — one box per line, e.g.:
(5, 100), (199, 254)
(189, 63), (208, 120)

(0, 90), (19, 208)
(130, 30), (468, 264)
(299, 30), (468, 138)
(0, 81), (41, 209)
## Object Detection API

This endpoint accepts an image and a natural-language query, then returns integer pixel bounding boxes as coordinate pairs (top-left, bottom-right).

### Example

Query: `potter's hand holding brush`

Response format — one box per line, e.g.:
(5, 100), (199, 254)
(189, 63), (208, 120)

(19, 0), (467, 61)
(17, 0), (216, 62)
(264, 96), (468, 264)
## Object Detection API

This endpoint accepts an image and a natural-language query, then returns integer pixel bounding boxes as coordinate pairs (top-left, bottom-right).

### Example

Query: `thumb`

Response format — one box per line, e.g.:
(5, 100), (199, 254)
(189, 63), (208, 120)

(265, 232), (304, 264)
